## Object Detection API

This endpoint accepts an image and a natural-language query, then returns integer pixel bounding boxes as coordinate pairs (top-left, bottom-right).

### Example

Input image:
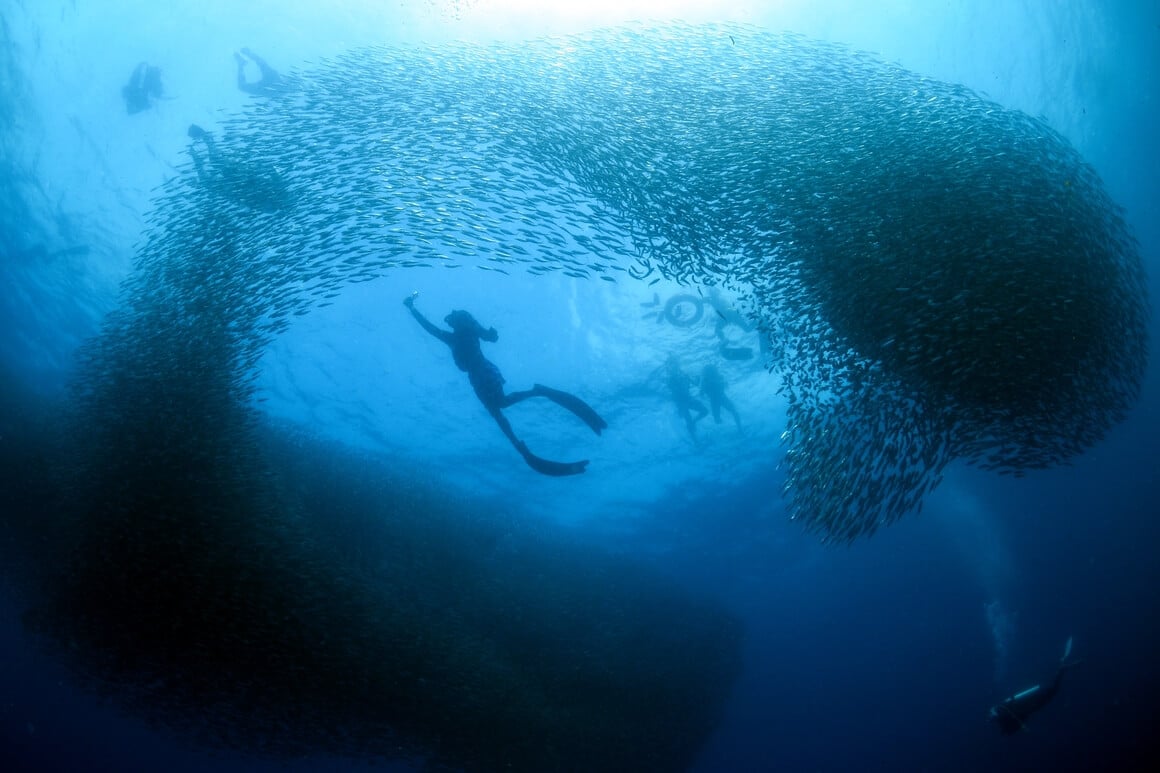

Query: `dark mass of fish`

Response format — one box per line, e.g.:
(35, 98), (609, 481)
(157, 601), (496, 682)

(113, 22), (1143, 543)
(16, 403), (739, 771)
(14, 19), (1147, 771)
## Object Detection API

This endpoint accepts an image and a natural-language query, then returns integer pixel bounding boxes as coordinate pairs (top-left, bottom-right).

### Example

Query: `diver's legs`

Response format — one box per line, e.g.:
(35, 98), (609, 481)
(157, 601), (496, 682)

(676, 398), (708, 440)
(502, 388), (536, 406)
(723, 397), (741, 427)
(487, 405), (588, 476)
(690, 398), (708, 423)
(256, 61), (279, 82)
(690, 399), (708, 439)
(488, 405), (521, 447)
(242, 48), (269, 69)
(502, 384), (607, 435)
(234, 51), (249, 90)
(682, 408), (698, 440)
(240, 48), (279, 84)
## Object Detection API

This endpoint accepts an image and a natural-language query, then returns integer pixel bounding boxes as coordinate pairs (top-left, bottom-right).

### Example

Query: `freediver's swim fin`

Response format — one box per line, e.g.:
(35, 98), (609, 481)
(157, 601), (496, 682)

(531, 384), (608, 435)
(513, 439), (589, 477)
(1062, 636), (1073, 662)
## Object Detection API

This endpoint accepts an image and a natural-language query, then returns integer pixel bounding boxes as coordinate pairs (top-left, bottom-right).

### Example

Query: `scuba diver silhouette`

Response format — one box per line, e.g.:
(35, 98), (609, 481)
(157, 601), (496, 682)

(700, 363), (741, 428)
(990, 637), (1080, 734)
(404, 294), (607, 476)
(664, 355), (708, 442)
(122, 62), (164, 114)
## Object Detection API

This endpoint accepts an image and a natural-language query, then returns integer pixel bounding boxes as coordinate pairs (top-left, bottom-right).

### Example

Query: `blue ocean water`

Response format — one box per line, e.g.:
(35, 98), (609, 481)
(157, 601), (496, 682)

(2, 1), (1158, 772)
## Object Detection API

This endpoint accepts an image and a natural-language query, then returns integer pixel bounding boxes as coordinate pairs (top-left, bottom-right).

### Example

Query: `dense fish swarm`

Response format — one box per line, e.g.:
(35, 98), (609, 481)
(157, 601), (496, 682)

(19, 19), (1147, 769)
(133, 22), (1143, 541)
(31, 311), (739, 772)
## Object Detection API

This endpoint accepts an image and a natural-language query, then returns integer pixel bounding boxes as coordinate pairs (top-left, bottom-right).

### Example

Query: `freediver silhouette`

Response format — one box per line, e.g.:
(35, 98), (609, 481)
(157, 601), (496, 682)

(403, 293), (607, 476)
(122, 62), (164, 114)
(234, 48), (289, 96)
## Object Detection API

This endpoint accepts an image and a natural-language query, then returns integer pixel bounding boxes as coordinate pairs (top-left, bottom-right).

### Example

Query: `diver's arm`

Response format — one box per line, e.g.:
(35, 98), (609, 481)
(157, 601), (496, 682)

(404, 296), (452, 344)
(242, 48), (273, 72)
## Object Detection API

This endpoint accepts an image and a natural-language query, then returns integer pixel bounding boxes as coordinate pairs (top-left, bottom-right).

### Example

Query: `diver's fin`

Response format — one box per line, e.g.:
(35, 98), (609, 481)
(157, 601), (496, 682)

(513, 440), (588, 477)
(1062, 636), (1073, 662)
(532, 384), (608, 435)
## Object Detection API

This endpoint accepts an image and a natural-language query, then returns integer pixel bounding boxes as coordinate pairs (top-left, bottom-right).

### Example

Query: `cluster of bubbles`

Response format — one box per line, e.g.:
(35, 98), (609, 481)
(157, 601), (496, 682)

(986, 599), (1017, 684)
(33, 20), (1147, 769)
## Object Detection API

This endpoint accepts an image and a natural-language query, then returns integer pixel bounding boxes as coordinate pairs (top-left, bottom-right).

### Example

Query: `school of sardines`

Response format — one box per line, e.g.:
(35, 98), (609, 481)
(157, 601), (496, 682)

(89, 22), (1147, 542)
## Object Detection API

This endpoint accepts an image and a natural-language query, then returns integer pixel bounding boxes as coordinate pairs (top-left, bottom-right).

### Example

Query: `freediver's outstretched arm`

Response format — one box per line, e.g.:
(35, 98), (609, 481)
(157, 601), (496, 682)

(404, 294), (452, 344)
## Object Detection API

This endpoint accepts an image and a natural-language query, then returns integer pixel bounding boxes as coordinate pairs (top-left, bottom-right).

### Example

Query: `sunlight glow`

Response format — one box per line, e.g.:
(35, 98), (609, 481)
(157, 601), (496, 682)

(471, 0), (763, 31)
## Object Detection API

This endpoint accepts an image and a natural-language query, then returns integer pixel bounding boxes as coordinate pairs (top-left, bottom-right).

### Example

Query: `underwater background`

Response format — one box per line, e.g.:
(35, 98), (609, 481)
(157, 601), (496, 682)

(1, 1), (1158, 771)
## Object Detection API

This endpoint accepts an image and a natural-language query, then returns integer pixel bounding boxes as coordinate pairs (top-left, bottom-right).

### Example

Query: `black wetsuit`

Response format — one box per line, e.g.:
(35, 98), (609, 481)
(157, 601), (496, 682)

(405, 299), (606, 476)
